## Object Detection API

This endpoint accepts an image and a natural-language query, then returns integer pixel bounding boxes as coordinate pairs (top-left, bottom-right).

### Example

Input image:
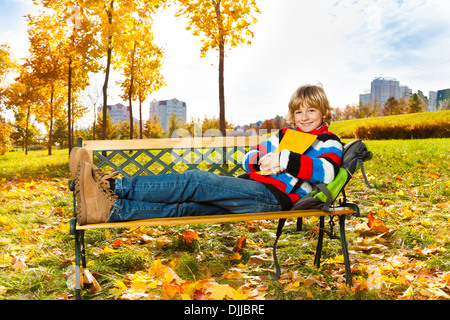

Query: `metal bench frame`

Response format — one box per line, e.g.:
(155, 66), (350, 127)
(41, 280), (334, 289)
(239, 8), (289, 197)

(68, 136), (359, 300)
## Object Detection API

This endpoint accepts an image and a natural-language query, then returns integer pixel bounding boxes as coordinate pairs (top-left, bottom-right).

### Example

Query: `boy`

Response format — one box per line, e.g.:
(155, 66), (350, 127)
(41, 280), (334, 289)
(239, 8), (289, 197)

(71, 84), (342, 225)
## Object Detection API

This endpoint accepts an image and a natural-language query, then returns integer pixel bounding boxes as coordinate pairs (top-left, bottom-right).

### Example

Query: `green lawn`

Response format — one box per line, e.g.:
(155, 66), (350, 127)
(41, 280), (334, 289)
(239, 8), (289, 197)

(329, 110), (450, 137)
(0, 139), (449, 300)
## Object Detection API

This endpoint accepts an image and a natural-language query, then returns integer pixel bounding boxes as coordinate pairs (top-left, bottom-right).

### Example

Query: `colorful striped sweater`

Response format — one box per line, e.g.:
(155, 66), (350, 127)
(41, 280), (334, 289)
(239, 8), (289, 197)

(240, 125), (343, 210)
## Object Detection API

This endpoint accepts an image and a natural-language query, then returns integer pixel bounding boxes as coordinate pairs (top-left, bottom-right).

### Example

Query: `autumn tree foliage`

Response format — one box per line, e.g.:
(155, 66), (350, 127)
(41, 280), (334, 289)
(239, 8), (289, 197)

(0, 44), (16, 155)
(115, 3), (165, 139)
(175, 0), (260, 136)
(38, 0), (103, 151)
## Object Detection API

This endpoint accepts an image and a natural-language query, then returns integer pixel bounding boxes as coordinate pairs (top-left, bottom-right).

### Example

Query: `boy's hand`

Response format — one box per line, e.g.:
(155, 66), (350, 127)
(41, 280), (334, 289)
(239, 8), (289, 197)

(258, 153), (283, 175)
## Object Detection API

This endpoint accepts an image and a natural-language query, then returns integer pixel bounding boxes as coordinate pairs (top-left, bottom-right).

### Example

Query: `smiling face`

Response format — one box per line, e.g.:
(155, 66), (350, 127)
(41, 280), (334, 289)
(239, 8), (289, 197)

(294, 105), (324, 133)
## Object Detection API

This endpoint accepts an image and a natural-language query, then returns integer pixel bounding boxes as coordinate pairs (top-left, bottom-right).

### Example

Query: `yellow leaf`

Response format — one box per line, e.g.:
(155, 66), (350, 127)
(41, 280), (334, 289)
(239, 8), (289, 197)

(0, 237), (11, 245)
(0, 285), (7, 297)
(99, 247), (118, 254)
(109, 280), (126, 299)
(222, 270), (241, 279)
(131, 277), (148, 293)
(206, 284), (247, 300)
(0, 216), (7, 225)
(229, 252), (242, 260)
(395, 190), (405, 197)
(402, 286), (414, 298)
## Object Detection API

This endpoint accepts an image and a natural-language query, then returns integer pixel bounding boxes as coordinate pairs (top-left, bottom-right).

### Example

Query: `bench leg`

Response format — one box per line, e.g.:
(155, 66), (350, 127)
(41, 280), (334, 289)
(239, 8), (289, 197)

(339, 215), (352, 287)
(314, 216), (325, 268)
(74, 230), (86, 300)
(296, 218), (303, 231)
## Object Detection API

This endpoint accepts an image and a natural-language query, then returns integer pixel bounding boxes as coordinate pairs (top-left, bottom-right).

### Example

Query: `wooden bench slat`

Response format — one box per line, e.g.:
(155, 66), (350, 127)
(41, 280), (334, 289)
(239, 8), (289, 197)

(76, 206), (354, 230)
(82, 136), (263, 151)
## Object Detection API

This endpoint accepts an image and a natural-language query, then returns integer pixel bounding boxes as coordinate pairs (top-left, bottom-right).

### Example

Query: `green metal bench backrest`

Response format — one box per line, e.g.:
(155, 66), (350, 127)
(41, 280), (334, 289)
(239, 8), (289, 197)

(78, 137), (252, 179)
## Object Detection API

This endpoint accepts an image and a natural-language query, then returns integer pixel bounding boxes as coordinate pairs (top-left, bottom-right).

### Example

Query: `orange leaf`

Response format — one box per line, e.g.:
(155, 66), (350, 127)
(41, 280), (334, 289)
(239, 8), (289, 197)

(179, 230), (199, 243)
(367, 211), (389, 233)
(233, 235), (246, 252)
(113, 238), (124, 247)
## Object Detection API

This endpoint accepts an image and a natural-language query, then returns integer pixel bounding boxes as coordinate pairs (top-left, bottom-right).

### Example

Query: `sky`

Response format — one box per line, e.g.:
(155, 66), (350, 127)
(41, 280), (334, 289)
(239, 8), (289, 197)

(1, 0), (450, 127)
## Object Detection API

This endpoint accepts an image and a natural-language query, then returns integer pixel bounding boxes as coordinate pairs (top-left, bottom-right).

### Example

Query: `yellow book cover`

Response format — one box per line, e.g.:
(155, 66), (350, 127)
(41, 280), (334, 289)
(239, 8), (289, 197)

(257, 129), (317, 175)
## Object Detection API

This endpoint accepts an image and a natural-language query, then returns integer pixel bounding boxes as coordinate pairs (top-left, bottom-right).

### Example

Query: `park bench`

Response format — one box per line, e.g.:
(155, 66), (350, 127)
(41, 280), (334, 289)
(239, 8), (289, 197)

(68, 135), (362, 300)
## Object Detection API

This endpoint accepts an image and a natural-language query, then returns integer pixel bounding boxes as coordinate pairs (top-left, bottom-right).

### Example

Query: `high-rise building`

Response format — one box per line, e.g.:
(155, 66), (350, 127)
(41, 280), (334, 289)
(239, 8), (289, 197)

(150, 98), (187, 132)
(428, 91), (438, 111)
(359, 77), (411, 107)
(98, 103), (137, 124)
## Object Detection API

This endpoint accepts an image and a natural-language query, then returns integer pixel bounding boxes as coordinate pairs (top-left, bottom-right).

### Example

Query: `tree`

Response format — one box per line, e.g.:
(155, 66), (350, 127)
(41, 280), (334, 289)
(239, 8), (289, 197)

(115, 4), (165, 139)
(93, 111), (118, 140)
(0, 44), (17, 111)
(143, 115), (164, 138)
(167, 111), (181, 137)
(407, 93), (422, 114)
(53, 118), (69, 148)
(40, 1), (102, 151)
(382, 96), (402, 116)
(175, 0), (260, 136)
(10, 112), (41, 151)
(438, 99), (450, 111)
(3, 68), (41, 155)
(0, 117), (12, 155)
(26, 12), (67, 155)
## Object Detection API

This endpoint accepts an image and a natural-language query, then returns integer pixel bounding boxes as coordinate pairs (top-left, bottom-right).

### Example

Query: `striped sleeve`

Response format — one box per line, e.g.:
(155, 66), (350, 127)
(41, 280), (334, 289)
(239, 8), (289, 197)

(279, 133), (342, 184)
(242, 131), (280, 172)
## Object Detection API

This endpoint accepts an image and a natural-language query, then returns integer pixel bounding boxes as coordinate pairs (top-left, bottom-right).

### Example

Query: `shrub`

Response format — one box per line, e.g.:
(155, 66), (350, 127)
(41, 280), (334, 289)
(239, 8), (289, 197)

(353, 119), (450, 140)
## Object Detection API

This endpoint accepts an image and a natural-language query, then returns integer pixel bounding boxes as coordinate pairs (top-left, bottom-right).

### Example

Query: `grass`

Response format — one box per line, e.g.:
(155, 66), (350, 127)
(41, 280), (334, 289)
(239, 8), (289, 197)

(329, 110), (450, 137)
(0, 138), (449, 300)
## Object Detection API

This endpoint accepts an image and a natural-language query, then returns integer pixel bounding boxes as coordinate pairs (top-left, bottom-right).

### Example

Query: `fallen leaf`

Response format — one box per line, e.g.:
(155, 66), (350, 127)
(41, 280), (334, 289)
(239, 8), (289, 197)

(113, 238), (124, 247)
(99, 247), (118, 254)
(178, 230), (199, 243)
(367, 211), (390, 233)
(222, 270), (242, 279)
(205, 284), (247, 300)
(233, 235), (247, 252)
(10, 255), (27, 272)
(248, 255), (270, 265)
(229, 252), (242, 261)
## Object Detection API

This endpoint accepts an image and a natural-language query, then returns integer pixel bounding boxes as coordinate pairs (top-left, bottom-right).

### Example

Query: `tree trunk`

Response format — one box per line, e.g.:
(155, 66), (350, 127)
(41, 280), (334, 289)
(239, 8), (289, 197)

(48, 89), (54, 156)
(214, 0), (226, 137)
(102, 1), (114, 140)
(218, 43), (225, 137)
(128, 42), (136, 140)
(25, 105), (30, 155)
(67, 58), (72, 153)
(139, 98), (143, 139)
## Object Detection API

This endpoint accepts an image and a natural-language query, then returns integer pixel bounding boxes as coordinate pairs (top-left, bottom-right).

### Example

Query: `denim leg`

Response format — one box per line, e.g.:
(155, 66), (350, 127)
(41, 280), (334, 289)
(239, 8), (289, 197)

(107, 199), (228, 222)
(110, 170), (282, 220)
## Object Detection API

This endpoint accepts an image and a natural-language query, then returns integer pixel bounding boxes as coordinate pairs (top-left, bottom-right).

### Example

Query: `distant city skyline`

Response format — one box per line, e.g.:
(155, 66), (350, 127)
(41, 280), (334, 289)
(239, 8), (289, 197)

(1, 0), (450, 127)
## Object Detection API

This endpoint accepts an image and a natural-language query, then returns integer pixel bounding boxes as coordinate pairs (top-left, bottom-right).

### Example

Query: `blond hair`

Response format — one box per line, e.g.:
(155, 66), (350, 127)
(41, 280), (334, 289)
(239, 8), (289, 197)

(286, 84), (333, 127)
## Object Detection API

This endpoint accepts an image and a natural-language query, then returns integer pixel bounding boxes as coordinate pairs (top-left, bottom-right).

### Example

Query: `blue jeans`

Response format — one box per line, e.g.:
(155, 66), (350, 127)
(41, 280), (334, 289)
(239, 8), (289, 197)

(107, 169), (282, 222)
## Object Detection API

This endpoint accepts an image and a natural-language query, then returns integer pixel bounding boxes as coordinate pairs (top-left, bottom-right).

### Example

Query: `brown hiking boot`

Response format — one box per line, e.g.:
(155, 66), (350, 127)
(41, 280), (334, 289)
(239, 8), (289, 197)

(69, 147), (120, 180)
(74, 161), (117, 225)
(70, 147), (92, 179)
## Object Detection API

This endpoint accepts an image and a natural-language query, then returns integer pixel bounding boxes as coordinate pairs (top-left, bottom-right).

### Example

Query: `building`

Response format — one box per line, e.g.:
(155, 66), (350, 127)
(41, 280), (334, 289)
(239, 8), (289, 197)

(428, 91), (438, 111)
(436, 89), (450, 110)
(360, 77), (412, 107)
(359, 89), (371, 105)
(98, 103), (137, 125)
(150, 98), (187, 132)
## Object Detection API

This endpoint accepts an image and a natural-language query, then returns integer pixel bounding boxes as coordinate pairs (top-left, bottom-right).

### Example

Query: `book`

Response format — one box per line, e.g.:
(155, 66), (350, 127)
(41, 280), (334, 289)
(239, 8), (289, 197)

(257, 129), (317, 175)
